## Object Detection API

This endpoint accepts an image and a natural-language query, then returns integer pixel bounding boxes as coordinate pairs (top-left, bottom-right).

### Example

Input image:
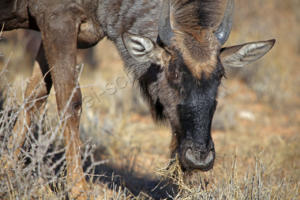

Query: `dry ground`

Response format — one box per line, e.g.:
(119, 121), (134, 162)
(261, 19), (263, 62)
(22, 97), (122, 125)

(0, 0), (299, 199)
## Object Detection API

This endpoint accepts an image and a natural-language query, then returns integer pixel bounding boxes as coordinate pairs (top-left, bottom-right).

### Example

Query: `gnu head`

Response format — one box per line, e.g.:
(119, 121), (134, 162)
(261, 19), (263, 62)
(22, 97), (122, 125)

(123, 0), (275, 171)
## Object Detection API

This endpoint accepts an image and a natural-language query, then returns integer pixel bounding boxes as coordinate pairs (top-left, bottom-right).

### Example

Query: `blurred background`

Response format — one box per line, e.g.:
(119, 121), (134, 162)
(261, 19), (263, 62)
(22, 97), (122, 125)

(0, 0), (299, 199)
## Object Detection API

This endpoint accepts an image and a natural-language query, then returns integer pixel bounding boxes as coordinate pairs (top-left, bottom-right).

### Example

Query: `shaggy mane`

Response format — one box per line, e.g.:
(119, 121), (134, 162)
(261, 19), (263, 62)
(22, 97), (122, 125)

(170, 0), (226, 34)
(169, 0), (227, 78)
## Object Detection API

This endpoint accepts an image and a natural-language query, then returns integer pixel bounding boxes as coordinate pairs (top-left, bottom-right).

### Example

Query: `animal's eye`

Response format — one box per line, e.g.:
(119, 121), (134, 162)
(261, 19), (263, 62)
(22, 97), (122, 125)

(166, 64), (181, 84)
(175, 72), (178, 79)
(171, 71), (180, 82)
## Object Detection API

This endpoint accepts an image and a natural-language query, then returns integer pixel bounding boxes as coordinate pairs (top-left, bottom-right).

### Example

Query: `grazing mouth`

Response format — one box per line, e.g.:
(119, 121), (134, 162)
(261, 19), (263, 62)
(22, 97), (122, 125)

(180, 148), (215, 172)
(186, 149), (214, 169)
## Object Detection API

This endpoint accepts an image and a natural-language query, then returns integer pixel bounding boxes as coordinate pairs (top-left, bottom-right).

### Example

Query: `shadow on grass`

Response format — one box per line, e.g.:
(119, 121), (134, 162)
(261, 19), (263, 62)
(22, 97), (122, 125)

(83, 152), (178, 200)
(42, 144), (178, 199)
(0, 88), (177, 199)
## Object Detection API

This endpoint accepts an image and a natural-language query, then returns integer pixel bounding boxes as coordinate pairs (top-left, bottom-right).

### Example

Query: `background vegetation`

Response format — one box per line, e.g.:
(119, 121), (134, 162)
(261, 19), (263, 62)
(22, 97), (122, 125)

(0, 0), (299, 199)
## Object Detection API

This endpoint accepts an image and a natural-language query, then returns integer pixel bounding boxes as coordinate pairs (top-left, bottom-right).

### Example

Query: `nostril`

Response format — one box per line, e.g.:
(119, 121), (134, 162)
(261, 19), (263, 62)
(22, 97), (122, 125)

(184, 147), (215, 170)
(185, 148), (198, 165)
(186, 148), (206, 162)
(194, 145), (209, 157)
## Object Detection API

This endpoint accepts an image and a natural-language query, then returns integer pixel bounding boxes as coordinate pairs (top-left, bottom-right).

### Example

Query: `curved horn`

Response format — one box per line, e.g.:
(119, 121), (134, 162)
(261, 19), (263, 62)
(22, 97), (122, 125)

(158, 0), (174, 46)
(214, 0), (235, 45)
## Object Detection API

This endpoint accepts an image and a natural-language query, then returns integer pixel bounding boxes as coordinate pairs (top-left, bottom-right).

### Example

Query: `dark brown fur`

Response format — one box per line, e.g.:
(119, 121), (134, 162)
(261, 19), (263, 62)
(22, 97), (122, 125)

(1, 1), (166, 198)
(0, 0), (274, 198)
(170, 0), (226, 78)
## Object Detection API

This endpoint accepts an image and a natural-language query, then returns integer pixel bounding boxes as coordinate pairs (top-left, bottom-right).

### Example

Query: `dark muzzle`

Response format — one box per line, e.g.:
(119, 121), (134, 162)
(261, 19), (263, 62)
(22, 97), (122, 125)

(180, 140), (215, 171)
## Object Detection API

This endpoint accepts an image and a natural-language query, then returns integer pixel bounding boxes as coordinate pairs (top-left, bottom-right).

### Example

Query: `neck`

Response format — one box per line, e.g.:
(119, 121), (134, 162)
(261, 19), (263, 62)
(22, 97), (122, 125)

(96, 0), (162, 79)
(97, 0), (161, 41)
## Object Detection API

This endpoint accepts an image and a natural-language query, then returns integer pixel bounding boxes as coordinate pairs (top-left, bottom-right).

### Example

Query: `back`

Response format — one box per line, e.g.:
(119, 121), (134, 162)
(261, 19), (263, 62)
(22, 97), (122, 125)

(97, 0), (162, 77)
(0, 0), (29, 30)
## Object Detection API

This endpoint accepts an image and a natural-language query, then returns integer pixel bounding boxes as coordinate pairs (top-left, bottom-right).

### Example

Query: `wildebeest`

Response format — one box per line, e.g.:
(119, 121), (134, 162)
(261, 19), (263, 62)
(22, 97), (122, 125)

(0, 0), (275, 198)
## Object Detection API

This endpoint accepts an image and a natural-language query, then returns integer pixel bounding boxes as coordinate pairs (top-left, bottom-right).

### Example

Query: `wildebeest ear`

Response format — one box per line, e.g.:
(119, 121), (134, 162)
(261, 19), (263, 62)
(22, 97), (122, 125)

(123, 32), (170, 67)
(220, 39), (275, 68)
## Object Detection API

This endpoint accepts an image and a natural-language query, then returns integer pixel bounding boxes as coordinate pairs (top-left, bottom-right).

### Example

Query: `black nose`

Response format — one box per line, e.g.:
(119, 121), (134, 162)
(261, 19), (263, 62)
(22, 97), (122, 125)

(183, 144), (215, 171)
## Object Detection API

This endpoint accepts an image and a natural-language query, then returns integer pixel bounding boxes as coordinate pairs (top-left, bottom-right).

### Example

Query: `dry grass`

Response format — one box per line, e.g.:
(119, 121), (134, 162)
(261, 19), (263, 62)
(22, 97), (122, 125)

(0, 0), (300, 199)
(0, 79), (299, 199)
(226, 0), (300, 108)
